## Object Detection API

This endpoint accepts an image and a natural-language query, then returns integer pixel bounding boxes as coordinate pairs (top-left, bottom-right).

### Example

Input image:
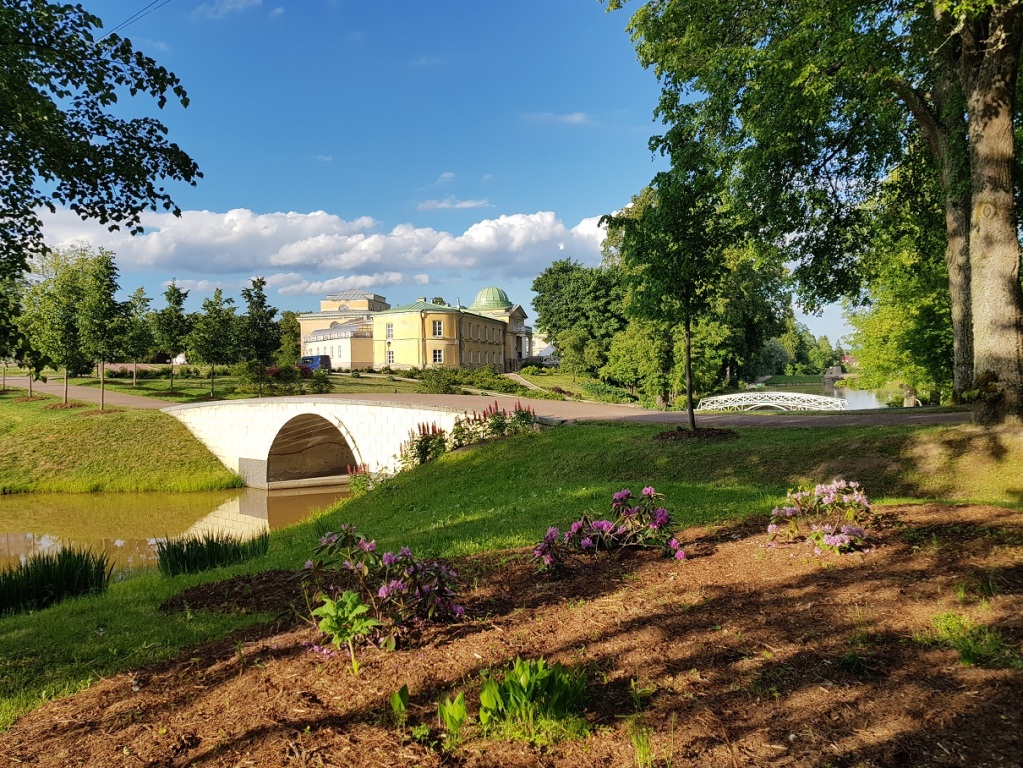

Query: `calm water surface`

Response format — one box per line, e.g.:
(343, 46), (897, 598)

(0, 486), (348, 573)
(762, 383), (900, 409)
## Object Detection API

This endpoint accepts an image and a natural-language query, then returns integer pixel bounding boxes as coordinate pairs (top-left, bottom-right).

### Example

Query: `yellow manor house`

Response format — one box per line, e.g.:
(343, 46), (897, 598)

(298, 287), (534, 372)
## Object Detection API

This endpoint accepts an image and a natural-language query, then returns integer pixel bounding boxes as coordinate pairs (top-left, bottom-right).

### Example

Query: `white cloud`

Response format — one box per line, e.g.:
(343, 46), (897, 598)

(316, 155), (334, 163)
(40, 206), (606, 294)
(269, 6), (284, 18)
(521, 112), (593, 126)
(436, 171), (455, 186)
(191, 0), (261, 20)
(417, 197), (490, 211)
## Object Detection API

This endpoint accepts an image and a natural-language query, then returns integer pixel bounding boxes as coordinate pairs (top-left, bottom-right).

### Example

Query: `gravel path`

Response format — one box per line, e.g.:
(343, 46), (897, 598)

(3, 377), (972, 427)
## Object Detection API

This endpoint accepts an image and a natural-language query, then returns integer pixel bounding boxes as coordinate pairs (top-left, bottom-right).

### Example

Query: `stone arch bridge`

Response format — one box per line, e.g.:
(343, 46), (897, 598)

(163, 396), (463, 489)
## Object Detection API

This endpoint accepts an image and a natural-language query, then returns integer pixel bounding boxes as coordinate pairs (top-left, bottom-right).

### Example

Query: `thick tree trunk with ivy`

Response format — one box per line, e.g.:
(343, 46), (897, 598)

(963, 6), (1023, 422)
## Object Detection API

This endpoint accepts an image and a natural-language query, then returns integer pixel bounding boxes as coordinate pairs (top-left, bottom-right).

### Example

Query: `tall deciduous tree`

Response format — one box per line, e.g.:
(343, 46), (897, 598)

(239, 277), (281, 396)
(18, 246), (91, 404)
(276, 311), (302, 368)
(609, 0), (1023, 420)
(122, 288), (155, 386)
(153, 282), (191, 393)
(79, 250), (124, 410)
(602, 128), (729, 429)
(530, 259), (627, 356)
(0, 2), (200, 373)
(187, 289), (238, 398)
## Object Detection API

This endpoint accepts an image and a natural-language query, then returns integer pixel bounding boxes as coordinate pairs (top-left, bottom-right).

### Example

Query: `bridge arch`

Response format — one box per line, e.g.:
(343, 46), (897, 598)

(267, 413), (359, 484)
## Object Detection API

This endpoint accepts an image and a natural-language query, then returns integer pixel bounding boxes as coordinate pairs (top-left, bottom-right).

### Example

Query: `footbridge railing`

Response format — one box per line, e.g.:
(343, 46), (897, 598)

(695, 391), (848, 412)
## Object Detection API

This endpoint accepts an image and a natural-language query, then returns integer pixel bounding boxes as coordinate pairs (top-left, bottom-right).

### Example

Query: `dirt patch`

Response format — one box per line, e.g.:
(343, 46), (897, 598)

(653, 426), (740, 441)
(12, 396), (47, 403)
(2, 503), (1021, 767)
(42, 402), (87, 410)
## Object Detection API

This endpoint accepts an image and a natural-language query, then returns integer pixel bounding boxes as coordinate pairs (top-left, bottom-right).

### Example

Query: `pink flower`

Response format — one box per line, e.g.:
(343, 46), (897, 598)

(642, 486), (656, 497)
(674, 550), (687, 561)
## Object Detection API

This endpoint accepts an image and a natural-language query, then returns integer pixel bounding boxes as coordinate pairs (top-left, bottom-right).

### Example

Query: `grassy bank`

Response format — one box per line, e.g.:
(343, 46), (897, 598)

(0, 390), (243, 493)
(1, 419), (1021, 729)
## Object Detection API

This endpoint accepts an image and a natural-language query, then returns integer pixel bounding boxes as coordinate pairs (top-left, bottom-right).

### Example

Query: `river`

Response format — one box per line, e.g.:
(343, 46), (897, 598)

(0, 486), (348, 574)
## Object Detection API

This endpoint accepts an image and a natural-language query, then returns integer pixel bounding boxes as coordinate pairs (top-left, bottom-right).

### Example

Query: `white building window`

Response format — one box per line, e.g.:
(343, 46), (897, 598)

(386, 323), (394, 339)
(387, 350), (394, 365)
(433, 349), (443, 364)
(485, 352), (490, 364)
(433, 320), (443, 337)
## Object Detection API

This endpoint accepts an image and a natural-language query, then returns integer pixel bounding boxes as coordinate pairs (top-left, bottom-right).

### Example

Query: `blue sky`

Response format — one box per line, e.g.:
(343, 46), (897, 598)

(43, 0), (849, 342)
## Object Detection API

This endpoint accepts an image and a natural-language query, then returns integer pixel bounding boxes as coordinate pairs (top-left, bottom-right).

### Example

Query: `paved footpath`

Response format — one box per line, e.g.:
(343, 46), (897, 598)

(3, 377), (973, 427)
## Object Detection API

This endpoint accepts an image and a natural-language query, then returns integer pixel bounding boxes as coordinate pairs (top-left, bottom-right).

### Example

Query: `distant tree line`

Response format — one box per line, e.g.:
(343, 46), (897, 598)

(8, 243), (303, 403)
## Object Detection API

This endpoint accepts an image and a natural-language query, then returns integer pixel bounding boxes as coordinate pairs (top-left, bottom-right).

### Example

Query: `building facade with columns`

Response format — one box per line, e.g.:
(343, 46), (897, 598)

(299, 286), (533, 371)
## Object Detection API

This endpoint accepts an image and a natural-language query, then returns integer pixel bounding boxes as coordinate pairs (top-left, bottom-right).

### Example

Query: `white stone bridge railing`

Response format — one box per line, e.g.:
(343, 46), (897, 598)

(695, 391), (848, 412)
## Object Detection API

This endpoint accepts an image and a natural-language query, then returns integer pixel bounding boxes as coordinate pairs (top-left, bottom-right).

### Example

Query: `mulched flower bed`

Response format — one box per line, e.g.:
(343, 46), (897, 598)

(1, 503), (1021, 767)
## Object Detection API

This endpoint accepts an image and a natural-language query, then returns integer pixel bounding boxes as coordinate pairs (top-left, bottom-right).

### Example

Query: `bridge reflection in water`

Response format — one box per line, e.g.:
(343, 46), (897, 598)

(0, 486), (348, 574)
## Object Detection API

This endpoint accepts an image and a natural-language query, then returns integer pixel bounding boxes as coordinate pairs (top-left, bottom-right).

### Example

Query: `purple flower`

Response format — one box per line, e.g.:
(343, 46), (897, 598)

(642, 486), (656, 497)
(378, 579), (406, 599)
(668, 538), (681, 551)
(320, 533), (338, 546)
(399, 546), (413, 558)
(451, 604), (465, 618)
(621, 506), (640, 518)
(304, 559), (314, 570)
(613, 489), (634, 502)
(382, 552), (399, 566)
(650, 508), (670, 530)
(358, 538), (376, 552)
(545, 526), (560, 543)
(766, 524), (778, 535)
(591, 520), (615, 533)
(580, 537), (594, 550)
(570, 520), (585, 534)
(674, 550), (687, 561)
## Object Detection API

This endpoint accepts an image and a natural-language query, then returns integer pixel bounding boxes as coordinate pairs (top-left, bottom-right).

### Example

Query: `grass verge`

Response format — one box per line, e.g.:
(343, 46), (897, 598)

(0, 390), (243, 493)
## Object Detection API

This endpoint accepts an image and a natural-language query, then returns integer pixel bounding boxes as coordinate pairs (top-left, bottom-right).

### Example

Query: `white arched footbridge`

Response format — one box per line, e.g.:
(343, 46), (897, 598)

(163, 396), (463, 489)
(695, 391), (848, 412)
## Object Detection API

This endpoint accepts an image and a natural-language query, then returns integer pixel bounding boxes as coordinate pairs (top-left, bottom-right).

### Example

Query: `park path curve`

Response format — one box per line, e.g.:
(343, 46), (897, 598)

(3, 377), (972, 427)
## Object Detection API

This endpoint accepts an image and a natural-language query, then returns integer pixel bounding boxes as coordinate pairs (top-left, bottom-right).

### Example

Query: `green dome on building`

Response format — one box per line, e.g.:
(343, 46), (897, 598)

(469, 286), (513, 310)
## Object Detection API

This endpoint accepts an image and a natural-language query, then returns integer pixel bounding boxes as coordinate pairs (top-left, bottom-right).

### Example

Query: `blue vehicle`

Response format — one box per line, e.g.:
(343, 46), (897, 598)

(299, 355), (331, 371)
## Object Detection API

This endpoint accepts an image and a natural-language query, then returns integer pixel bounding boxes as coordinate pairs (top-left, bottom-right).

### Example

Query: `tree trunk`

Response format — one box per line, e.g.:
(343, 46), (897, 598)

(895, 22), (974, 402)
(963, 7), (1023, 423)
(210, 366), (215, 398)
(133, 361), (138, 387)
(100, 360), (105, 411)
(684, 314), (696, 430)
(63, 365), (69, 405)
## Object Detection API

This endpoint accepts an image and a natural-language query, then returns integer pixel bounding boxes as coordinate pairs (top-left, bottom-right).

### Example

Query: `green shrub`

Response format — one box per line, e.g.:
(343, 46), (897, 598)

(155, 530), (270, 577)
(519, 365), (543, 376)
(417, 368), (459, 394)
(0, 548), (112, 616)
(581, 381), (637, 404)
(309, 368), (333, 394)
(925, 612), (1022, 668)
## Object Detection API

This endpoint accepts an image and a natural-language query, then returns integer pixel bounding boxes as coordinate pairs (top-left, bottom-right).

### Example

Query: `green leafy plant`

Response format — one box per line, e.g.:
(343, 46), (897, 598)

(390, 684), (410, 728)
(478, 657), (588, 745)
(437, 691), (467, 747)
(0, 547), (112, 616)
(155, 530), (269, 577)
(628, 717), (655, 768)
(310, 590), (382, 674)
(924, 612), (1022, 668)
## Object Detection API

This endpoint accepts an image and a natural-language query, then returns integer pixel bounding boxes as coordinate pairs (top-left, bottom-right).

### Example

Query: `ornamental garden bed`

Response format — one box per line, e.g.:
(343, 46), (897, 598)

(1, 502), (1021, 767)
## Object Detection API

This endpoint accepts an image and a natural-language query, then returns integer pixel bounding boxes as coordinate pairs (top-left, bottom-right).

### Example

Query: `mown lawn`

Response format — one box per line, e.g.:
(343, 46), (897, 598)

(0, 390), (243, 493)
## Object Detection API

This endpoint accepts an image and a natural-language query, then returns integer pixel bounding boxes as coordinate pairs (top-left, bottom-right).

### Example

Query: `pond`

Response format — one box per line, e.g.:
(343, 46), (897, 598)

(761, 382), (901, 410)
(0, 486), (348, 574)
